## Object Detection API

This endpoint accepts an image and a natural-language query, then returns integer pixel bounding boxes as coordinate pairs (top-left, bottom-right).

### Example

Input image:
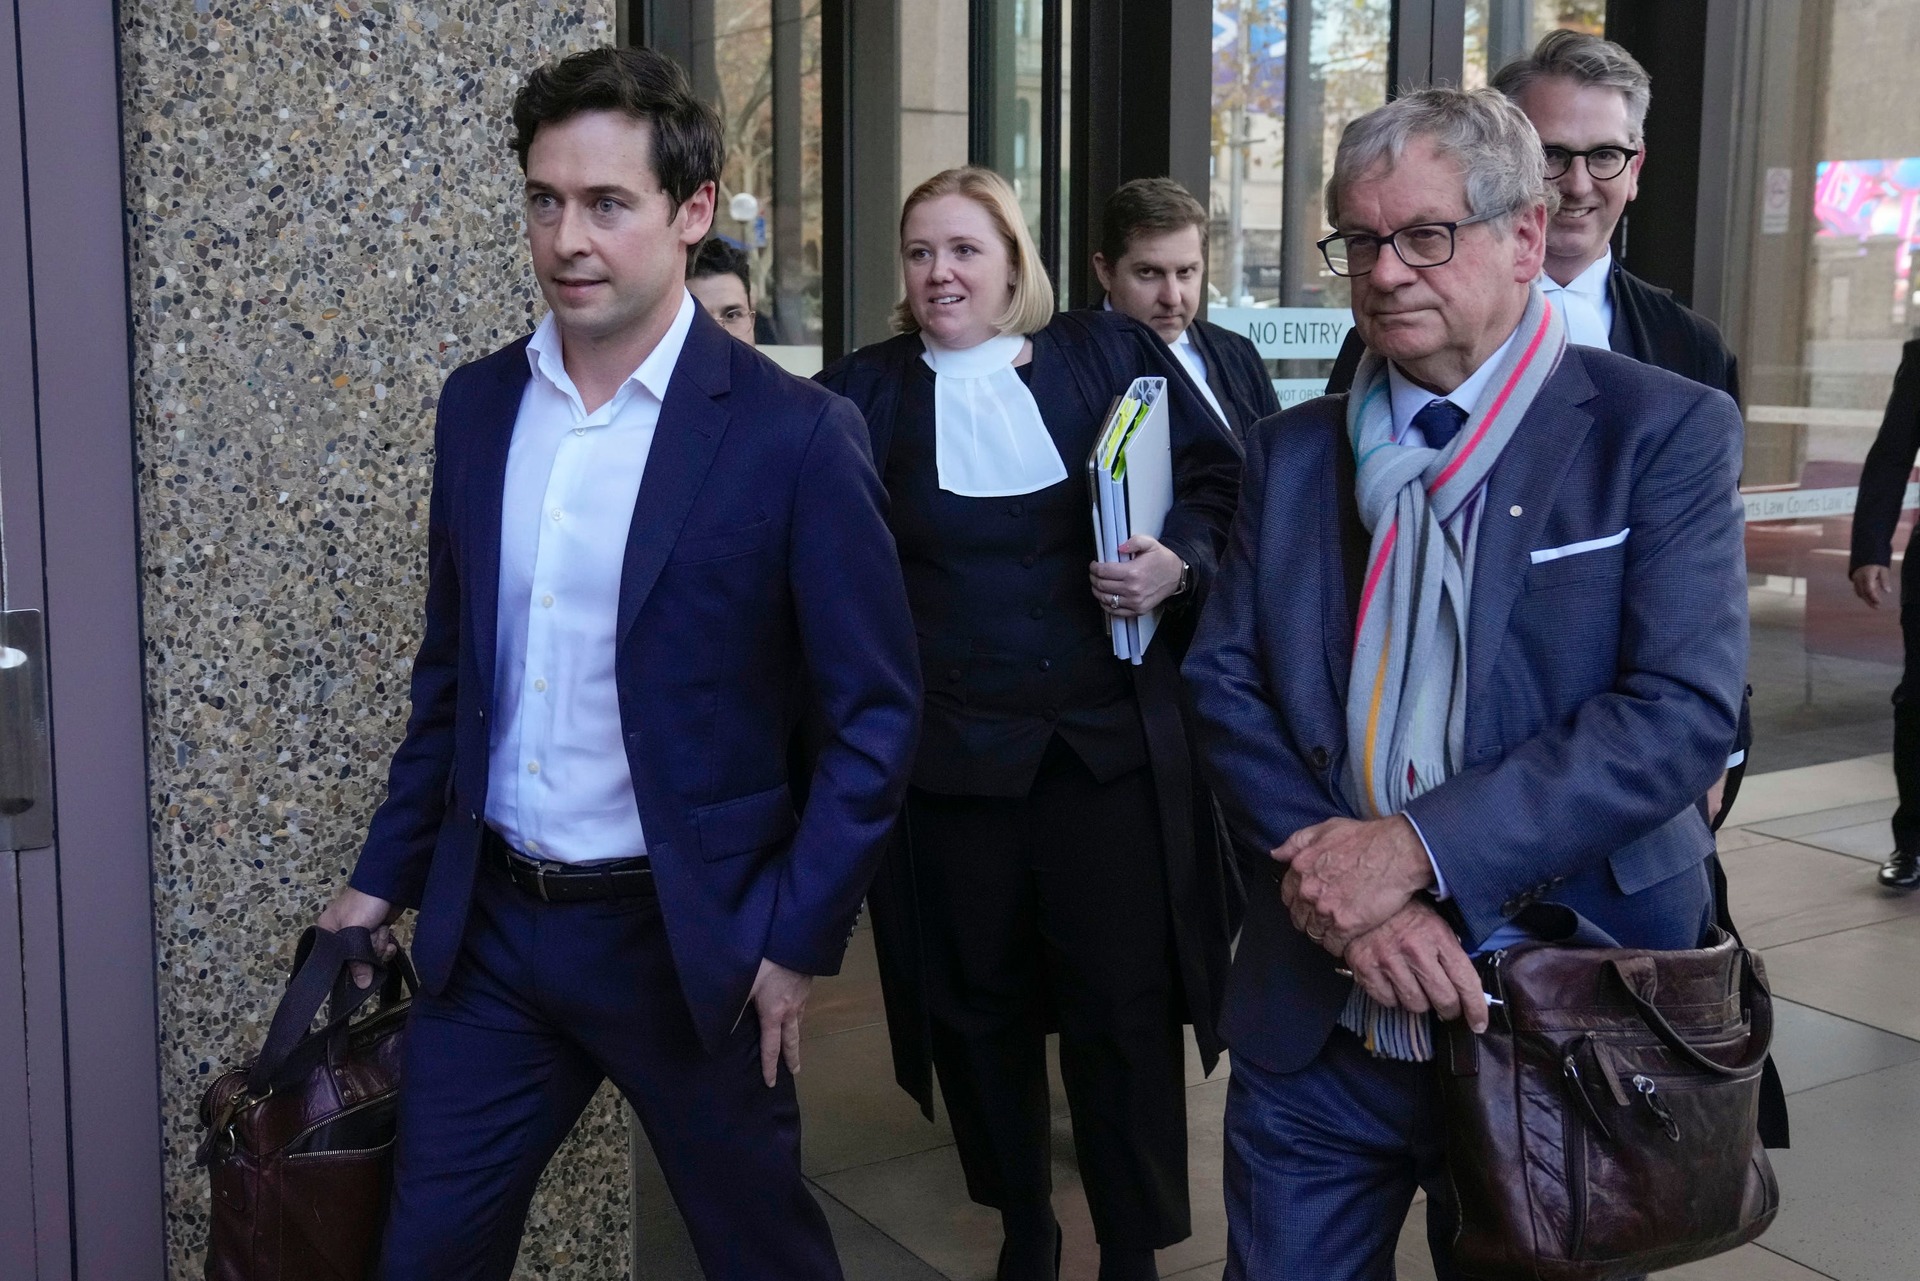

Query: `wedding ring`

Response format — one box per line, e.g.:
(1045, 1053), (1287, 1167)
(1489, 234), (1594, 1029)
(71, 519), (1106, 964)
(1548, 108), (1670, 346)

(1307, 928), (1325, 943)
(1109, 594), (1120, 608)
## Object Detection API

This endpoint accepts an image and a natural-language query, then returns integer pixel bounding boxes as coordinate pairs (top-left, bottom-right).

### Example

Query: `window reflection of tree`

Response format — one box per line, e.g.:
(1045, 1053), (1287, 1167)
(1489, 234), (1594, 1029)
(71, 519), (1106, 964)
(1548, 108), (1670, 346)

(699, 1), (824, 344)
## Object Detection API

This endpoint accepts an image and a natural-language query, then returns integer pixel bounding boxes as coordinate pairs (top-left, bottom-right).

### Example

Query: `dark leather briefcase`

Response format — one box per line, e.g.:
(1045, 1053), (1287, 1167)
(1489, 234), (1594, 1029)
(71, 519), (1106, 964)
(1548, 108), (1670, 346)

(1436, 930), (1779, 1280)
(197, 926), (413, 1280)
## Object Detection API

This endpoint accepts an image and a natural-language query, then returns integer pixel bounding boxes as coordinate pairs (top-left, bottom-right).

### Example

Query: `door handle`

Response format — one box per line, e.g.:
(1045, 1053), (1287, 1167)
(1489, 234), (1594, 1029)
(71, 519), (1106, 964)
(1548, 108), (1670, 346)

(0, 609), (53, 852)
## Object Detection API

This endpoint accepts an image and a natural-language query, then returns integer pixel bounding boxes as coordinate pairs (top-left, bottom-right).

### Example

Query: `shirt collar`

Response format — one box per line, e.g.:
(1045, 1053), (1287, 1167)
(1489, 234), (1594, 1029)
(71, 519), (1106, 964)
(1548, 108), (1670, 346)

(1541, 249), (1613, 300)
(525, 289), (698, 415)
(1385, 320), (1523, 442)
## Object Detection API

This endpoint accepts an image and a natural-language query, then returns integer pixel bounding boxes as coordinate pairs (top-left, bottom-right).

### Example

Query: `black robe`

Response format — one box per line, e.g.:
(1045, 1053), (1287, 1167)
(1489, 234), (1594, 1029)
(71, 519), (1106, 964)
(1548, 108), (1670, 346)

(1188, 316), (1283, 438)
(818, 309), (1242, 1116)
(1082, 302), (1283, 441)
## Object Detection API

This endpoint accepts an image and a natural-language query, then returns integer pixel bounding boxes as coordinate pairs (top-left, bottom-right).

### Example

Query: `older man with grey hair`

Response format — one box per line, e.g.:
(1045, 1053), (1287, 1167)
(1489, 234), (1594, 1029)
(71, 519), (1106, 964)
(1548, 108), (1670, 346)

(1184, 86), (1747, 1279)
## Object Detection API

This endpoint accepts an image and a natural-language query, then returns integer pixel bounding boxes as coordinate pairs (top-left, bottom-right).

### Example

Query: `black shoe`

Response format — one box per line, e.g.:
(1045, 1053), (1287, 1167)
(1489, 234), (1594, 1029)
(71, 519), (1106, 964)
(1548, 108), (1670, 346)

(1097, 1244), (1160, 1281)
(995, 1218), (1062, 1281)
(1880, 849), (1920, 890)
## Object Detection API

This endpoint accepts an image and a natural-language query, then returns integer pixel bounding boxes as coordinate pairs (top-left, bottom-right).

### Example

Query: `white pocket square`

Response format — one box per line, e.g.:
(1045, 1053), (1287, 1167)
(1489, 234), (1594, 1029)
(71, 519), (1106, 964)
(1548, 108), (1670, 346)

(1529, 527), (1629, 565)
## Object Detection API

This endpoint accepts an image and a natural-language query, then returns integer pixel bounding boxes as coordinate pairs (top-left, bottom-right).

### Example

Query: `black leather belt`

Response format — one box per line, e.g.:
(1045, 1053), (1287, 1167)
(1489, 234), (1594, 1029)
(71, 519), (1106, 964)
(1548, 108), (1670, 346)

(484, 827), (653, 902)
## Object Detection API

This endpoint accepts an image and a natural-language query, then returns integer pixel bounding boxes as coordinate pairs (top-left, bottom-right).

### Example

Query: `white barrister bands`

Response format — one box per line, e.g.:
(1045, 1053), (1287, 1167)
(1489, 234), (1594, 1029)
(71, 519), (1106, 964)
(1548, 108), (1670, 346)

(920, 331), (1068, 497)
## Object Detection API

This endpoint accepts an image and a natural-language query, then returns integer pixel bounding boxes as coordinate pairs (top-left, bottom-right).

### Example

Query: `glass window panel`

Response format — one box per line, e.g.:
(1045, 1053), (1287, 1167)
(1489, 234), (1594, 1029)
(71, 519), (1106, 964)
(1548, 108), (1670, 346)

(702, 1), (825, 366)
(1209, 0), (1388, 405)
(1463, 1), (1606, 90)
(1724, 1), (1920, 768)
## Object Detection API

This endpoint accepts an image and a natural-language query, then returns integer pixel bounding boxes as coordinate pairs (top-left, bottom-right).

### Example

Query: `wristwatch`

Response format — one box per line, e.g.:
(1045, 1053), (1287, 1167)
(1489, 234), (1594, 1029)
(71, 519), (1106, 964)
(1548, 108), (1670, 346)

(1174, 558), (1193, 597)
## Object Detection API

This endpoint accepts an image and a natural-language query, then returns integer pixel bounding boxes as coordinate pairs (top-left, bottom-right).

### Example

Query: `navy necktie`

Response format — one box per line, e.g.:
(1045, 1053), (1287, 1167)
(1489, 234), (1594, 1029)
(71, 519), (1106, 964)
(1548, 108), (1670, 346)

(1413, 398), (1469, 450)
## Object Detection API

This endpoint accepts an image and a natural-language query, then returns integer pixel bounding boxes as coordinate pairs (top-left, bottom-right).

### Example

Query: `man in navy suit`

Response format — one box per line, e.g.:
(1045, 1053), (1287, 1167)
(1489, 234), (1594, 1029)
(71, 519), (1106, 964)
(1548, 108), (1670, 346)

(1093, 177), (1280, 440)
(1184, 87), (1746, 1279)
(316, 47), (919, 1280)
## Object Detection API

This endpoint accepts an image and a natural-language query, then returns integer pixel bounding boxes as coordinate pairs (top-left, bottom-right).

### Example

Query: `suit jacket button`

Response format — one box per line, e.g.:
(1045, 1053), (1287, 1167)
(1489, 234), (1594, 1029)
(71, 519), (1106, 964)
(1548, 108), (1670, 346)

(1010, 502), (1025, 517)
(1021, 554), (1036, 568)
(470, 811), (479, 824)
(1042, 707), (1059, 722)
(1310, 747), (1330, 770)
(477, 708), (485, 720)
(947, 667), (963, 682)
(1038, 659), (1052, 672)
(1029, 606), (1044, 620)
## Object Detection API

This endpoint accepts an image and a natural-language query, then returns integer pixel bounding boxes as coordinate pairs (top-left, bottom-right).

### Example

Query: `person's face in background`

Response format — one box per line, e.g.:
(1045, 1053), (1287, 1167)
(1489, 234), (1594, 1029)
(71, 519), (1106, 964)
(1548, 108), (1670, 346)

(1510, 74), (1643, 284)
(902, 194), (1016, 349)
(689, 270), (756, 345)
(1093, 224), (1205, 344)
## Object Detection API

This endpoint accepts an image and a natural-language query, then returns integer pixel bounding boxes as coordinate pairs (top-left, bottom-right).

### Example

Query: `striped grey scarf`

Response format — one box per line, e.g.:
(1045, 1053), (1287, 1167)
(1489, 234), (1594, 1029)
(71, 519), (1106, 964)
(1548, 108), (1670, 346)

(1335, 286), (1567, 1060)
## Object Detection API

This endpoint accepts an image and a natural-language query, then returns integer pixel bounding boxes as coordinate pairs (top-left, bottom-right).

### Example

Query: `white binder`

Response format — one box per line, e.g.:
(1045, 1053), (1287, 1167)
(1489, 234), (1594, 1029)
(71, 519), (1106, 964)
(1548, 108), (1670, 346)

(1086, 376), (1174, 664)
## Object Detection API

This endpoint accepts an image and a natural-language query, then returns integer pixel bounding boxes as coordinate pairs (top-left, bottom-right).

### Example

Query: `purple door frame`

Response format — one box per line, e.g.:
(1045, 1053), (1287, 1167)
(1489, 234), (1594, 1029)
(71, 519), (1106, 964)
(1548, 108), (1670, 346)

(0, 1), (166, 1276)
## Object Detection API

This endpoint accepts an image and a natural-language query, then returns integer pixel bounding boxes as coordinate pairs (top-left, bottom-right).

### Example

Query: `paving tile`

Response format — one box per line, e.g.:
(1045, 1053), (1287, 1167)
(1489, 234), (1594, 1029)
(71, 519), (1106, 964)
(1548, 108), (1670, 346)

(1764, 913), (1920, 1040)
(1727, 756), (1896, 826)
(1754, 1059), (1920, 1280)
(1717, 824), (1784, 853)
(1772, 999), (1920, 1095)
(808, 926), (889, 1041)
(818, 1076), (1232, 1281)
(1163, 1265), (1223, 1281)
(813, 1184), (952, 1281)
(812, 1142), (1002, 1280)
(798, 1022), (956, 1177)
(1720, 839), (1919, 950)
(1657, 1243), (1837, 1278)
(1745, 797), (1897, 844)
(1780, 819), (1902, 864)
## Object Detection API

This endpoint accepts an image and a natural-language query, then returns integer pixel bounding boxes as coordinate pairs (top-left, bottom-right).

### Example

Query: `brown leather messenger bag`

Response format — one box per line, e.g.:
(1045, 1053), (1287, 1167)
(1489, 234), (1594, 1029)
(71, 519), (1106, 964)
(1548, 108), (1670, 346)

(197, 925), (412, 1281)
(1435, 929), (1779, 1280)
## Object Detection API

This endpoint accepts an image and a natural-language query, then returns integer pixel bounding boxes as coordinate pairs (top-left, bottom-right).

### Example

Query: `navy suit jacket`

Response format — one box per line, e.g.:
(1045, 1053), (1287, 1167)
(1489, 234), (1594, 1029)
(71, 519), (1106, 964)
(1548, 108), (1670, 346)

(1184, 345), (1748, 1074)
(350, 306), (921, 1053)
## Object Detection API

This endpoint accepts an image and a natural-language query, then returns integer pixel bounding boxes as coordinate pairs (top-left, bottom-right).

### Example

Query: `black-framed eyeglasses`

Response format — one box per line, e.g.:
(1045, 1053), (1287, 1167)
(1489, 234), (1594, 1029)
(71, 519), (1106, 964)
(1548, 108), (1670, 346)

(1316, 210), (1504, 278)
(1542, 145), (1640, 181)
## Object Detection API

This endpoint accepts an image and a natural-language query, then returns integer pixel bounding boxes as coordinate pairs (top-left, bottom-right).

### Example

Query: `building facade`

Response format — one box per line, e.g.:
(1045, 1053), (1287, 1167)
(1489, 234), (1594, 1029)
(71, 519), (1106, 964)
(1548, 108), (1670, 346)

(0, 1), (1909, 1275)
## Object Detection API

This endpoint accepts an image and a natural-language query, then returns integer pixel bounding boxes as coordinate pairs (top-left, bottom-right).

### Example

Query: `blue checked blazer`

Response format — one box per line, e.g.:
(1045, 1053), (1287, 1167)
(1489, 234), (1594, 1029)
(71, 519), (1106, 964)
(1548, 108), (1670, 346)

(1183, 345), (1748, 1075)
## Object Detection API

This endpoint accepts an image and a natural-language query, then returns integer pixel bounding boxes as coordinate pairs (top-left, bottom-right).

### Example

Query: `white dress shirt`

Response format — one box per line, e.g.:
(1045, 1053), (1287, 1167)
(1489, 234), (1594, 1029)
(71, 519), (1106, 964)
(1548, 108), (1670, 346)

(484, 291), (698, 864)
(1172, 328), (1230, 427)
(1540, 251), (1614, 349)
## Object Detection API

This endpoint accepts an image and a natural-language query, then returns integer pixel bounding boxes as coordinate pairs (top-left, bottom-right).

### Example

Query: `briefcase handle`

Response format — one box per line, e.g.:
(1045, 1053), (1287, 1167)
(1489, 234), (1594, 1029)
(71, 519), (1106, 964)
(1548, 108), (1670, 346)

(246, 926), (414, 1096)
(1607, 950), (1773, 1077)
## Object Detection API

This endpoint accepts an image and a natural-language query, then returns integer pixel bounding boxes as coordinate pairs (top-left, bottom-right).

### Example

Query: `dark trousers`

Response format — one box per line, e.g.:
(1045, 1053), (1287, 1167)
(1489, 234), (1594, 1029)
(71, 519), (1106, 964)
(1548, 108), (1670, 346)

(378, 857), (842, 1281)
(1224, 1029), (1460, 1281)
(1895, 584), (1920, 851)
(908, 738), (1189, 1249)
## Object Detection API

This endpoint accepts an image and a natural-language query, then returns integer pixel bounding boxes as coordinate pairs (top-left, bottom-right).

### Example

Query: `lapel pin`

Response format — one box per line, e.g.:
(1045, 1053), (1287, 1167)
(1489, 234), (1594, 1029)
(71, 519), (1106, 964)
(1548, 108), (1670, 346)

(1509, 505), (1523, 517)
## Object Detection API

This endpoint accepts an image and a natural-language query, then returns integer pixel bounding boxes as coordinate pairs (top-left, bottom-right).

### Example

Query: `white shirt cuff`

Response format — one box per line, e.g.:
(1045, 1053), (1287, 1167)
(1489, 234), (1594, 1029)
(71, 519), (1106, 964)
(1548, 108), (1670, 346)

(1404, 811), (1449, 901)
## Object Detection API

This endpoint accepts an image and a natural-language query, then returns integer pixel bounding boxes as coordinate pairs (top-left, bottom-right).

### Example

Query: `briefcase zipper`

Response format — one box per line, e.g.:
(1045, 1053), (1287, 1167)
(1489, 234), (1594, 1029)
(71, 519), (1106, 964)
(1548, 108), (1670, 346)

(283, 1093), (396, 1159)
(1563, 1097), (1589, 1260)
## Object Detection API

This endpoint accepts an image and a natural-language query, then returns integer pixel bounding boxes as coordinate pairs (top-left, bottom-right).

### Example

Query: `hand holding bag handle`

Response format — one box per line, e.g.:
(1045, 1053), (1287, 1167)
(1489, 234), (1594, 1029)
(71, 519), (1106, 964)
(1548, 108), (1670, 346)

(1607, 950), (1773, 1077)
(245, 926), (414, 1096)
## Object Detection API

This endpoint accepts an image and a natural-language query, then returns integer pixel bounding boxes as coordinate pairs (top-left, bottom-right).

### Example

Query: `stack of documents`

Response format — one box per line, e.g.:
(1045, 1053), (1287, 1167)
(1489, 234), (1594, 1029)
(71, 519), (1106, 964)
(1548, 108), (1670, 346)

(1087, 376), (1174, 665)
